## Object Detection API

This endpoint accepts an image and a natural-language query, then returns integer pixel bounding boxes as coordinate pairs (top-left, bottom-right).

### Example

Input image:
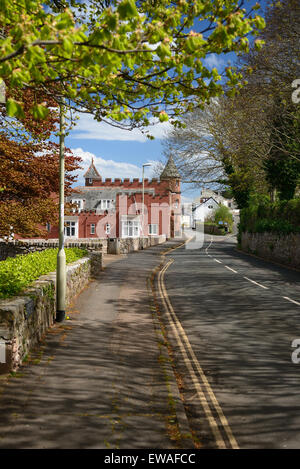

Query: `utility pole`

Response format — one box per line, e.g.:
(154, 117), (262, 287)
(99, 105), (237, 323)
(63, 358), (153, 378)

(56, 98), (66, 322)
(142, 163), (151, 236)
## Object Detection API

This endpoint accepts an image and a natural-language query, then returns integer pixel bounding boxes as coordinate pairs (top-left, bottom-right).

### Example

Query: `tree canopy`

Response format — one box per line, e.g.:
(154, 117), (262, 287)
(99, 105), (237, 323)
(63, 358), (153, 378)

(0, 0), (265, 134)
(162, 0), (299, 207)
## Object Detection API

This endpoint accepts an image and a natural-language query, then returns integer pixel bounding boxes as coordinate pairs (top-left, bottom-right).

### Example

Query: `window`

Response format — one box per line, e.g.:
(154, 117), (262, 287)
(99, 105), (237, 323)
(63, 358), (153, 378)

(149, 224), (158, 235)
(65, 221), (77, 237)
(46, 222), (51, 232)
(208, 205), (214, 209)
(89, 178), (93, 184)
(99, 199), (112, 210)
(72, 200), (82, 212)
(122, 220), (140, 238)
(106, 223), (110, 235)
(90, 223), (95, 235)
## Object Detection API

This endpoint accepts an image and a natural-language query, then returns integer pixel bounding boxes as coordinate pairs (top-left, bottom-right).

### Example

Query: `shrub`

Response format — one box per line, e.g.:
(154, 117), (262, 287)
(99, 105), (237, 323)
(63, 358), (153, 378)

(213, 204), (233, 232)
(239, 198), (300, 236)
(0, 248), (88, 299)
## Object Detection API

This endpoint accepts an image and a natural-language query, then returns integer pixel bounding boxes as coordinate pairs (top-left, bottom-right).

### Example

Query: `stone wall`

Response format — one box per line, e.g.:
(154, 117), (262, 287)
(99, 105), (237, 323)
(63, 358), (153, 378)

(0, 239), (106, 261)
(0, 251), (102, 374)
(107, 235), (166, 254)
(240, 232), (300, 269)
(0, 236), (167, 260)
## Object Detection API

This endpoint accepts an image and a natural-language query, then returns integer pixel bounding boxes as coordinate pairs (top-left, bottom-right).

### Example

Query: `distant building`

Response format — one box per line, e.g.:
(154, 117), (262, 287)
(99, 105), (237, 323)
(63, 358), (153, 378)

(193, 188), (238, 211)
(192, 197), (219, 226)
(191, 188), (239, 228)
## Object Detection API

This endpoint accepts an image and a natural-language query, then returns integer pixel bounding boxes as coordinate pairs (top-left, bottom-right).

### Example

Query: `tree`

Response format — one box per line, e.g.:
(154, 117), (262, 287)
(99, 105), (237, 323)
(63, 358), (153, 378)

(0, 84), (81, 238)
(0, 133), (81, 238)
(0, 0), (266, 131)
(236, 0), (300, 200)
(213, 204), (233, 231)
(162, 0), (300, 206)
(162, 96), (268, 207)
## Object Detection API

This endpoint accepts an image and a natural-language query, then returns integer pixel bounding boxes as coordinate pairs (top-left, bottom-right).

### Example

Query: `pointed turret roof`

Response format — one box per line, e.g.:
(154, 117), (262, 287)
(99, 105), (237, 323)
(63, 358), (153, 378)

(160, 155), (181, 180)
(84, 158), (102, 180)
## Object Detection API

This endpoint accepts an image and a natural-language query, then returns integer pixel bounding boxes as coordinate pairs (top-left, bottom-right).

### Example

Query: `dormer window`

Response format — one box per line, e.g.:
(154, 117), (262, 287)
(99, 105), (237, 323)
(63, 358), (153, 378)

(72, 200), (82, 212)
(99, 199), (112, 210)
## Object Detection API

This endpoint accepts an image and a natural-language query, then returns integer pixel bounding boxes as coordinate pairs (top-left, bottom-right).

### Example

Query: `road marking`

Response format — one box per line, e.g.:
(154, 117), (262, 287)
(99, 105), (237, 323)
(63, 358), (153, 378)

(243, 277), (269, 290)
(158, 259), (239, 450)
(225, 265), (238, 273)
(214, 259), (222, 264)
(283, 296), (300, 306)
(205, 236), (213, 255)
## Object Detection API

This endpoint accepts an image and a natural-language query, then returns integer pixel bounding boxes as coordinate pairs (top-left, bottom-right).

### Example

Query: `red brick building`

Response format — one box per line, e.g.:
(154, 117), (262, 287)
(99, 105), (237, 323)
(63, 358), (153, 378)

(47, 155), (182, 240)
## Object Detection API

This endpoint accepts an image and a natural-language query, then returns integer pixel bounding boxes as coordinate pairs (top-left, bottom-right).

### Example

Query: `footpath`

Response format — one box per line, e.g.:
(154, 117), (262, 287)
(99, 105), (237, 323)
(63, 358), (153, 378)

(0, 240), (193, 449)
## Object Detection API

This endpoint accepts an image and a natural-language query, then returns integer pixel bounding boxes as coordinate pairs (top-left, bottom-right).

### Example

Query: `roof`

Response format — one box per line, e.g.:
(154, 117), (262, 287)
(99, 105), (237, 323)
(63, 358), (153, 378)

(160, 155), (181, 180)
(83, 159), (102, 180)
(192, 197), (219, 211)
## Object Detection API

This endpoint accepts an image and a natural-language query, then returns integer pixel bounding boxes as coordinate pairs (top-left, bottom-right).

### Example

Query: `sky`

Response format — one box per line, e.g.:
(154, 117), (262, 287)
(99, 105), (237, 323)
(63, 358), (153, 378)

(65, 0), (268, 204)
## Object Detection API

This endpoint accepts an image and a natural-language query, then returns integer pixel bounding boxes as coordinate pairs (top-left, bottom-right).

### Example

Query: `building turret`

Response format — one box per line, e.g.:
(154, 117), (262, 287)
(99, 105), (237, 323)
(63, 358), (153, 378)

(160, 155), (181, 194)
(84, 158), (102, 186)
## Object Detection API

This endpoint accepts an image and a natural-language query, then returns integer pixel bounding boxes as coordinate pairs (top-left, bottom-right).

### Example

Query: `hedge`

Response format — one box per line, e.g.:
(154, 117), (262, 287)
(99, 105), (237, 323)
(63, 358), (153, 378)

(238, 199), (300, 240)
(0, 248), (88, 299)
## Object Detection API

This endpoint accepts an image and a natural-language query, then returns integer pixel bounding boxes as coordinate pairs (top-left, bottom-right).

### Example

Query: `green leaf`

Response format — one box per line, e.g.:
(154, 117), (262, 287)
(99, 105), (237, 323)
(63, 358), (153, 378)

(31, 104), (50, 120)
(62, 37), (73, 55)
(117, 0), (138, 20)
(6, 98), (24, 118)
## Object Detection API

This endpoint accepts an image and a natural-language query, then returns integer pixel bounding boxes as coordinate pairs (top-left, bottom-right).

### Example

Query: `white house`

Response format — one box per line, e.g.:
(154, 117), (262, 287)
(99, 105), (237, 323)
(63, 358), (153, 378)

(192, 197), (219, 227)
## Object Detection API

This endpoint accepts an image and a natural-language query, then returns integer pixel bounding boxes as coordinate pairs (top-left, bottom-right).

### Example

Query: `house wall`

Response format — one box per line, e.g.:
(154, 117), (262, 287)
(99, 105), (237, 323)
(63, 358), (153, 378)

(45, 177), (182, 240)
(193, 200), (219, 222)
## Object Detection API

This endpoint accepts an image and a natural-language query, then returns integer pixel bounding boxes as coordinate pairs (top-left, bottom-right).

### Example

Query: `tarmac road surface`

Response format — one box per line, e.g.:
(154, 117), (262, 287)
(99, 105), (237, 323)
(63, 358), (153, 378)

(160, 233), (300, 449)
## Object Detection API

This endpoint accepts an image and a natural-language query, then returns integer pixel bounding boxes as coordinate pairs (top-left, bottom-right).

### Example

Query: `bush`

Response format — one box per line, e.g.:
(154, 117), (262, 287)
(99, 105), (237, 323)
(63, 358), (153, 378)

(0, 248), (88, 299)
(239, 198), (300, 236)
(213, 204), (233, 232)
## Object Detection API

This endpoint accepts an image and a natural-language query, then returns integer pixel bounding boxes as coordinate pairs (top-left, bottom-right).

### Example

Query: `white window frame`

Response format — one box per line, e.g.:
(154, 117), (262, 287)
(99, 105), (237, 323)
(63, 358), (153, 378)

(122, 220), (140, 238)
(105, 223), (110, 235)
(90, 223), (95, 235)
(100, 199), (112, 210)
(88, 178), (93, 184)
(72, 199), (82, 212)
(148, 224), (158, 235)
(64, 220), (78, 238)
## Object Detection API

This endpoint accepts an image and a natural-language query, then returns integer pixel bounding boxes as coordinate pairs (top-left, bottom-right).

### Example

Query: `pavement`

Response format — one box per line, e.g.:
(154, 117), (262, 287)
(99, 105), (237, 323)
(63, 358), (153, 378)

(0, 240), (193, 449)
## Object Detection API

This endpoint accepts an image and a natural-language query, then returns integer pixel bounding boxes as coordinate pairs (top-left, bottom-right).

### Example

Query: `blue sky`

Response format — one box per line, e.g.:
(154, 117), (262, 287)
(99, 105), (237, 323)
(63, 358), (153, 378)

(66, 0), (268, 203)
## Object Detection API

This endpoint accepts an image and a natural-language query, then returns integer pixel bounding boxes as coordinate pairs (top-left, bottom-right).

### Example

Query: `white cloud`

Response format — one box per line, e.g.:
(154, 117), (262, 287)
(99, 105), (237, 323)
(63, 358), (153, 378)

(71, 147), (152, 185)
(71, 114), (173, 142)
(203, 53), (225, 70)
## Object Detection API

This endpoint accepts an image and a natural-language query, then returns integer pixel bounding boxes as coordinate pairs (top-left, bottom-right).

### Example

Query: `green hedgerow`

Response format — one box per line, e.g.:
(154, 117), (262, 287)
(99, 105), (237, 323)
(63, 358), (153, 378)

(239, 198), (300, 236)
(0, 248), (88, 299)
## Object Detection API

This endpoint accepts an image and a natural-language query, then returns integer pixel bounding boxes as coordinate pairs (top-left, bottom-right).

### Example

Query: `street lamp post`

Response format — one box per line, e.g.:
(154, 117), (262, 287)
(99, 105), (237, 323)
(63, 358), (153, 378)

(142, 163), (151, 236)
(56, 98), (66, 322)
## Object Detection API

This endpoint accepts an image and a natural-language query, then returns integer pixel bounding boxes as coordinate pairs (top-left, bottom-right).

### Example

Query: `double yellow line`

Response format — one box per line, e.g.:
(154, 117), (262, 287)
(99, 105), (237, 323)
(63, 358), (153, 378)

(157, 250), (239, 449)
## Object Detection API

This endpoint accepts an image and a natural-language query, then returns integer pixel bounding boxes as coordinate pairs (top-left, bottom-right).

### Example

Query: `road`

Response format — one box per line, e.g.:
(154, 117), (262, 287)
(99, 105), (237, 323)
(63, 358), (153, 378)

(159, 233), (300, 449)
